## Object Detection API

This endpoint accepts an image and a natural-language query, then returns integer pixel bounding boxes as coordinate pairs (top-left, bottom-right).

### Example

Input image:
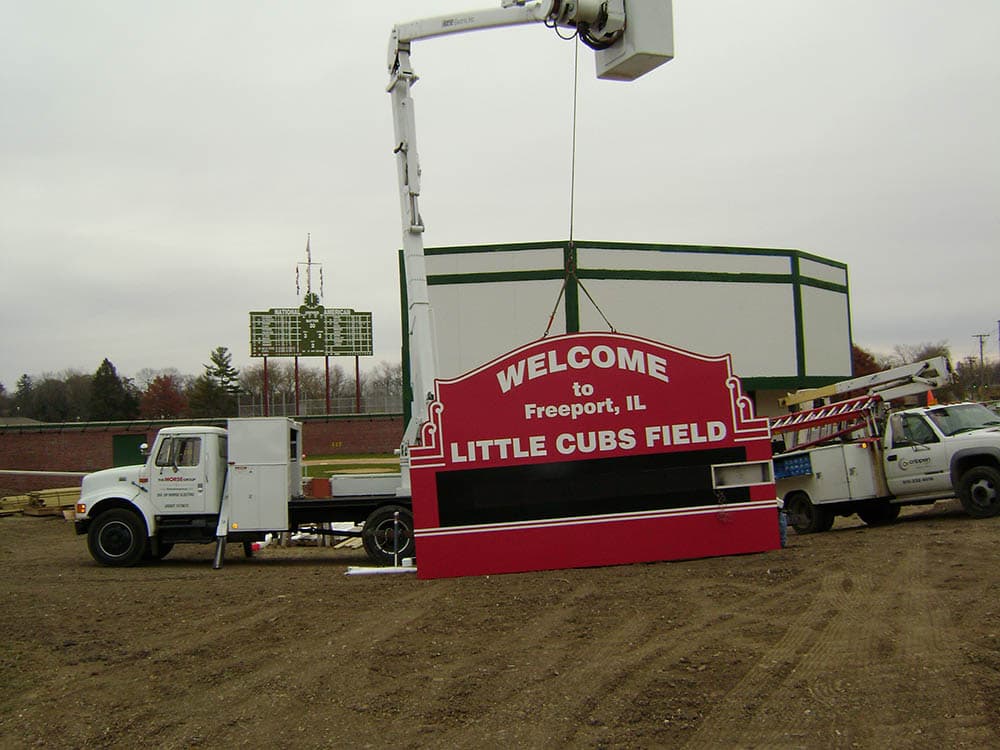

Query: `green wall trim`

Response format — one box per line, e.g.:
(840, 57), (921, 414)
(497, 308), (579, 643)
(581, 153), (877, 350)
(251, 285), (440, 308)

(565, 244), (579, 333)
(791, 256), (807, 380)
(420, 239), (848, 273)
(424, 240), (565, 256)
(424, 267), (847, 293)
(427, 269), (565, 285)
(576, 269), (793, 285)
(741, 375), (846, 391)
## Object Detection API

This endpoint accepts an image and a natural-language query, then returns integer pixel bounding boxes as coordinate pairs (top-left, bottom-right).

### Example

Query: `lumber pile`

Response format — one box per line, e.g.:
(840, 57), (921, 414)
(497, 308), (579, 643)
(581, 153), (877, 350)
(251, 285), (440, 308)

(0, 488), (80, 518)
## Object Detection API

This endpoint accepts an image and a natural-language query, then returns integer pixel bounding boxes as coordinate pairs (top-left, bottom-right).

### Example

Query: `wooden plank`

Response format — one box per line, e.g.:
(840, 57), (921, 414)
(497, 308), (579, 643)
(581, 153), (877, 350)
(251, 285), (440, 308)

(27, 488), (80, 509)
(0, 495), (32, 511)
(23, 505), (67, 517)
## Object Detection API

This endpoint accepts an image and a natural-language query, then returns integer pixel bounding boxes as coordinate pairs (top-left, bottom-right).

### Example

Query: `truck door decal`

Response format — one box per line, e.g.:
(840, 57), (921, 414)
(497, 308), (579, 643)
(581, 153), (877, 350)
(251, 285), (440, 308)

(885, 414), (951, 495)
(151, 436), (207, 512)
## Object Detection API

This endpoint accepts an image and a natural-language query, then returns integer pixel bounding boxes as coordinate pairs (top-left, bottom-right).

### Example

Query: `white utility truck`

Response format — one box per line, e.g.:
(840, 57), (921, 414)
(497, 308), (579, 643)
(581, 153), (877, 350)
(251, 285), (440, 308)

(74, 0), (676, 567)
(771, 358), (1000, 532)
(76, 418), (412, 567)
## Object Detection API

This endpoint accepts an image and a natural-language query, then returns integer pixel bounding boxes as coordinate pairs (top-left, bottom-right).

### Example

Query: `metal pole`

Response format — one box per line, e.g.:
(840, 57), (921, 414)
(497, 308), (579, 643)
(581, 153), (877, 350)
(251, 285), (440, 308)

(263, 356), (270, 417)
(355, 356), (361, 414)
(294, 356), (301, 416)
(325, 356), (331, 414)
(393, 510), (400, 567)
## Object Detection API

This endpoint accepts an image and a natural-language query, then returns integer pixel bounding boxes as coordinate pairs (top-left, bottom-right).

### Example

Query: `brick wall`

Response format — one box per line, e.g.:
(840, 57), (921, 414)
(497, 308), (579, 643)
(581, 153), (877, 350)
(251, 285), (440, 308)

(0, 415), (404, 494)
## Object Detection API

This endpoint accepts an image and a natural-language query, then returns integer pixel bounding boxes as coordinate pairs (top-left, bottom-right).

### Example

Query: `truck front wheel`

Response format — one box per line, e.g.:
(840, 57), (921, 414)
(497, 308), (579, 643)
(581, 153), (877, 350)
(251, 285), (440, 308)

(362, 505), (415, 566)
(785, 492), (834, 534)
(87, 508), (147, 566)
(958, 466), (1000, 519)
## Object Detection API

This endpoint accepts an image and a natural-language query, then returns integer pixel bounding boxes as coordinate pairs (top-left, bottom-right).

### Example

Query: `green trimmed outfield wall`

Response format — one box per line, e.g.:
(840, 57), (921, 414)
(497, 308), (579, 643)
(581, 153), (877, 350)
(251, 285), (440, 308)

(401, 240), (852, 412)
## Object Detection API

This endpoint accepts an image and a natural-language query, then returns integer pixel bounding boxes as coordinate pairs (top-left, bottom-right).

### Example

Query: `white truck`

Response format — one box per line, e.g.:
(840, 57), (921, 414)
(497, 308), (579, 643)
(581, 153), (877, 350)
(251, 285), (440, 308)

(74, 1), (676, 567)
(772, 359), (1000, 532)
(75, 418), (414, 567)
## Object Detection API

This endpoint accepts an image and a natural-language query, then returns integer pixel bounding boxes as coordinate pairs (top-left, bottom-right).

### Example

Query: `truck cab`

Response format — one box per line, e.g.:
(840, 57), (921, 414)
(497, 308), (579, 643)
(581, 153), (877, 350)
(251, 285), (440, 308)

(76, 420), (305, 566)
(76, 426), (232, 565)
(883, 402), (1000, 514)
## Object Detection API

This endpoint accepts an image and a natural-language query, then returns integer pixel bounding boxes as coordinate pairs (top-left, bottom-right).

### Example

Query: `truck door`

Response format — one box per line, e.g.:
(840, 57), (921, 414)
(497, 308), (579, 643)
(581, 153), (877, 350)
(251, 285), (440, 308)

(150, 436), (208, 513)
(884, 413), (951, 497)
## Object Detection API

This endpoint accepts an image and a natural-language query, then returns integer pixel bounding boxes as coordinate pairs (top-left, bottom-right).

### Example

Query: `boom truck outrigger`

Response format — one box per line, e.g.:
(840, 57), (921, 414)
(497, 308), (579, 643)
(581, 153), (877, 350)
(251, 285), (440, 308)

(74, 1), (677, 568)
(771, 357), (1000, 533)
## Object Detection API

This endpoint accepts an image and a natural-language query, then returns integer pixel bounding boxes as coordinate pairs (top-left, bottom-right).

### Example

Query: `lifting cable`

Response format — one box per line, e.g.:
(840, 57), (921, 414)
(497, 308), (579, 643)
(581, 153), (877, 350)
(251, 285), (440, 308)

(542, 35), (616, 338)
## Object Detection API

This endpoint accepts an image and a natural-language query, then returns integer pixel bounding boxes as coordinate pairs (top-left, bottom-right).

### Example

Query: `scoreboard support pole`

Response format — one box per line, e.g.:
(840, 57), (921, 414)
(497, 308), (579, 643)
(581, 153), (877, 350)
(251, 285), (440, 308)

(325, 356), (331, 414)
(355, 356), (361, 414)
(263, 356), (270, 417)
(294, 357), (301, 416)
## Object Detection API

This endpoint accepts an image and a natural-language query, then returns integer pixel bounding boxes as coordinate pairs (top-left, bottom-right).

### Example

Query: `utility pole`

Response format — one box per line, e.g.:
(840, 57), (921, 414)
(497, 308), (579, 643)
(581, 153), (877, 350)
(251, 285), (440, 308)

(974, 333), (989, 366)
(973, 333), (990, 400)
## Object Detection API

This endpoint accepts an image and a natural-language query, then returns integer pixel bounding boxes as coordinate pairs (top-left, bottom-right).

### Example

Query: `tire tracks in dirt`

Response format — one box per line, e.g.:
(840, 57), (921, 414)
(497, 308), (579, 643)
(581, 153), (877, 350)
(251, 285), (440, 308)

(396, 561), (811, 748)
(683, 542), (993, 749)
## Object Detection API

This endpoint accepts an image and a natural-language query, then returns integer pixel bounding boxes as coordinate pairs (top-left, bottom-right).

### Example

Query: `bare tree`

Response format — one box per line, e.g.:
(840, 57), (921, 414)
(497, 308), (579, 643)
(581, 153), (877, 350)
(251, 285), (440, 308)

(364, 361), (403, 412)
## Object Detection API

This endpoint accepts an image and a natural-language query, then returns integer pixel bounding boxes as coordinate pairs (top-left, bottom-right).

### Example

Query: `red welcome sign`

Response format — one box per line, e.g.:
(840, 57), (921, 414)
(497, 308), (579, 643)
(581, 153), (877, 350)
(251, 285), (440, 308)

(409, 333), (779, 579)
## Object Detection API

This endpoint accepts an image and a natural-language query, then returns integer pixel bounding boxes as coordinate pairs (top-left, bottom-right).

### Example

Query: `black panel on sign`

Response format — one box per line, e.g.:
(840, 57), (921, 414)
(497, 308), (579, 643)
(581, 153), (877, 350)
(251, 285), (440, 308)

(435, 447), (748, 527)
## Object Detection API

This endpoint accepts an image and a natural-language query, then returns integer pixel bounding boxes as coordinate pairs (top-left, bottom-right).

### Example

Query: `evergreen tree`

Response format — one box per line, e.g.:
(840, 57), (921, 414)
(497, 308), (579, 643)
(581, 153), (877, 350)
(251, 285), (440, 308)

(186, 375), (233, 418)
(187, 347), (240, 417)
(14, 375), (34, 418)
(89, 359), (139, 421)
(62, 371), (93, 419)
(32, 378), (73, 422)
(205, 346), (240, 395)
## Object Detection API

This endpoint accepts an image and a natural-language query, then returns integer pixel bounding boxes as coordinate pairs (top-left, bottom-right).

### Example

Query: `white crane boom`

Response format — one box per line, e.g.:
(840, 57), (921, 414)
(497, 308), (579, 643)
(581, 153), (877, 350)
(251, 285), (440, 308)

(779, 357), (953, 409)
(386, 1), (674, 491)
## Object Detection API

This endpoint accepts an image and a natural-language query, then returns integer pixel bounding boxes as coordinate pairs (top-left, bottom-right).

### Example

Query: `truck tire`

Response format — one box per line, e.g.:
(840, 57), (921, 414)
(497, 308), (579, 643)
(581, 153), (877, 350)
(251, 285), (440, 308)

(87, 508), (147, 566)
(143, 541), (174, 561)
(362, 505), (415, 566)
(857, 501), (901, 527)
(785, 492), (834, 534)
(958, 466), (1000, 519)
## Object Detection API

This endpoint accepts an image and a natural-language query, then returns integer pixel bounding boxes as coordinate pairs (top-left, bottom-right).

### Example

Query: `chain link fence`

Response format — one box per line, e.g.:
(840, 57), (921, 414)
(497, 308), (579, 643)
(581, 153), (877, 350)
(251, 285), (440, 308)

(237, 392), (402, 418)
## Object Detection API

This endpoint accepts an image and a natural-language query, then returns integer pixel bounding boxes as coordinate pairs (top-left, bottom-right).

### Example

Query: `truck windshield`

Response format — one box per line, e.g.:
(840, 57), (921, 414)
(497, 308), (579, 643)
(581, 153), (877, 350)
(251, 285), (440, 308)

(926, 404), (1000, 436)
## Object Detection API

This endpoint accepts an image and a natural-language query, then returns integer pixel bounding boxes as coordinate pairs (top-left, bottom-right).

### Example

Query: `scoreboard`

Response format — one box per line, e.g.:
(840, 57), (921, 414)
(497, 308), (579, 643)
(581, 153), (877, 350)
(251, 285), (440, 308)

(250, 302), (373, 357)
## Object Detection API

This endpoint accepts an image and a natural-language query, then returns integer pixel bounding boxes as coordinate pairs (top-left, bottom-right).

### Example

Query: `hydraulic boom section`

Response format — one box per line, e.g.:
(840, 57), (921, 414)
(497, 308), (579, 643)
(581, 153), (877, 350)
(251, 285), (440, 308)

(387, 1), (674, 490)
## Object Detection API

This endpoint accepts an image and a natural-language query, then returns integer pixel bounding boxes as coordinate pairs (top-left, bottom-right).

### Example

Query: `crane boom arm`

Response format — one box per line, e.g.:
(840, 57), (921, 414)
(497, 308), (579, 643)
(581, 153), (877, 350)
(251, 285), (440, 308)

(387, 1), (671, 492)
(779, 356), (953, 409)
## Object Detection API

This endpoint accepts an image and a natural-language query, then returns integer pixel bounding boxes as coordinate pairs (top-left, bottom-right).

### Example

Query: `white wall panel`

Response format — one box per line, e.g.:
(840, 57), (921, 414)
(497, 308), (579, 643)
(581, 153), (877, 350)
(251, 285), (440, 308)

(578, 248), (790, 275)
(429, 280), (566, 377)
(802, 286), (852, 376)
(577, 280), (798, 378)
(426, 248), (563, 275)
(799, 257), (848, 286)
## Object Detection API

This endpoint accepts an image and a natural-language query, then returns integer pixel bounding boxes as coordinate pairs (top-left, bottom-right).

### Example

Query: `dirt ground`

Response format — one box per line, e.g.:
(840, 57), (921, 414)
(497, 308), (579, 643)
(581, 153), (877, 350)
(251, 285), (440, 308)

(3, 501), (1000, 749)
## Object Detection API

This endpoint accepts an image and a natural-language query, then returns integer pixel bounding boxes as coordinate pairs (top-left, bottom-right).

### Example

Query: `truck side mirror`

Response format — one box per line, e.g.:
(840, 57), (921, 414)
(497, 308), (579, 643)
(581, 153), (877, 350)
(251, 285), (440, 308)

(139, 442), (150, 457)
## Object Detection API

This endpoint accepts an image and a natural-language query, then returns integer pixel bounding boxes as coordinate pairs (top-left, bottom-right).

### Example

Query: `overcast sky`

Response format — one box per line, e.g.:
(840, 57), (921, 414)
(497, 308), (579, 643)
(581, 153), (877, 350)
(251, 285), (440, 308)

(2, 0), (998, 390)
